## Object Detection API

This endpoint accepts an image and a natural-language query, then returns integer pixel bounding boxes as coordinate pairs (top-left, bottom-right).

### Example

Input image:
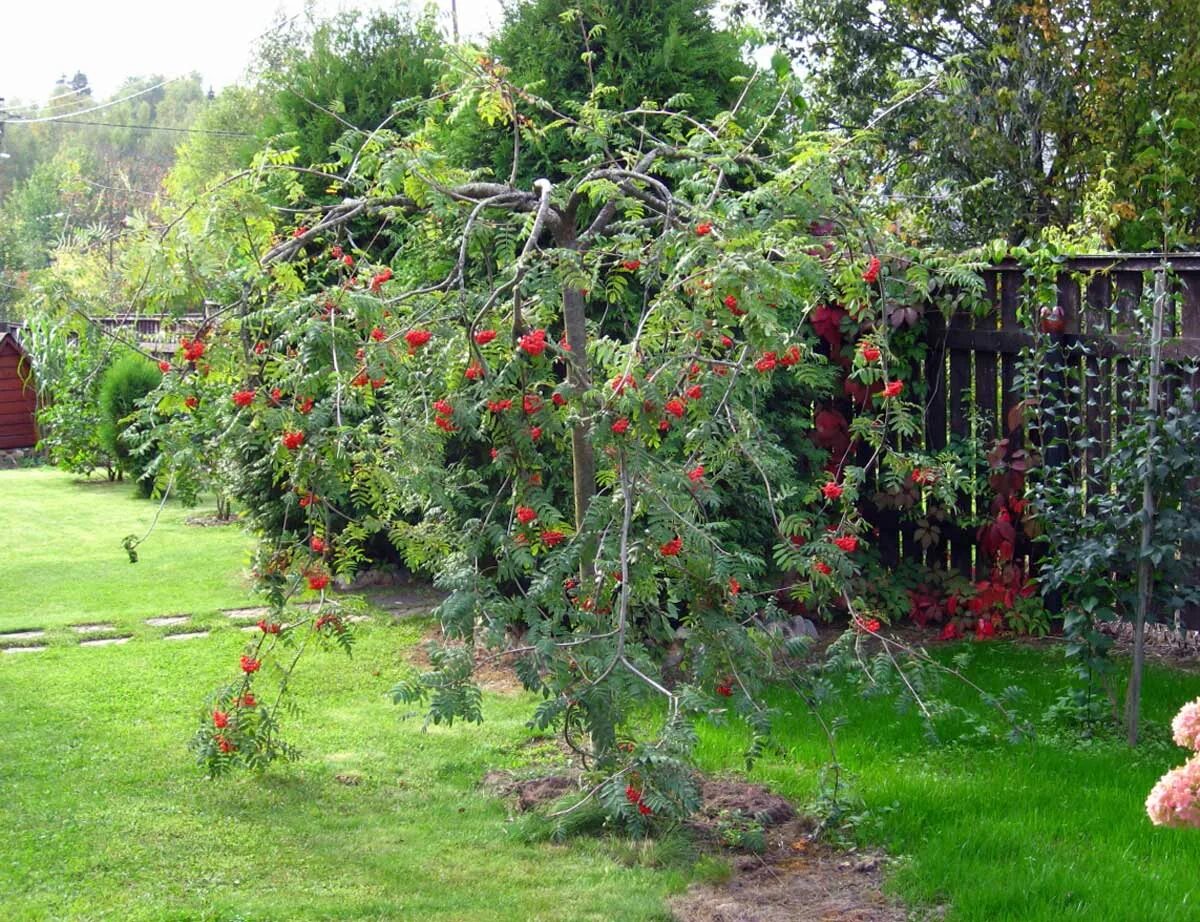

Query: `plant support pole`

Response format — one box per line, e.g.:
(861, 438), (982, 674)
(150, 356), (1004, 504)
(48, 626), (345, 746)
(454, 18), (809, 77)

(1127, 263), (1167, 746)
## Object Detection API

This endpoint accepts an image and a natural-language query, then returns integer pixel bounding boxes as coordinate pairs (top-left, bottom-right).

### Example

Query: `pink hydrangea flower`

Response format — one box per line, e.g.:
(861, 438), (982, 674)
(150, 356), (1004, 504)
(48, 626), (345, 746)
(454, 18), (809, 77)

(1171, 698), (1200, 751)
(1146, 756), (1200, 828)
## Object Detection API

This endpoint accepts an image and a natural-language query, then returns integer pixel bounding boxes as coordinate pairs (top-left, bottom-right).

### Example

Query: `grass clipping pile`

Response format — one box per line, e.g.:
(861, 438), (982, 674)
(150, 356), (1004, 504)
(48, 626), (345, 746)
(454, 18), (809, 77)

(493, 772), (906, 922)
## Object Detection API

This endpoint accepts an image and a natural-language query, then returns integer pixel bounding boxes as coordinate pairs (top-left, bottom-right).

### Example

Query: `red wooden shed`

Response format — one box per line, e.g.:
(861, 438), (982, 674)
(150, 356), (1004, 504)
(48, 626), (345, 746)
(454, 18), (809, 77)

(0, 333), (38, 449)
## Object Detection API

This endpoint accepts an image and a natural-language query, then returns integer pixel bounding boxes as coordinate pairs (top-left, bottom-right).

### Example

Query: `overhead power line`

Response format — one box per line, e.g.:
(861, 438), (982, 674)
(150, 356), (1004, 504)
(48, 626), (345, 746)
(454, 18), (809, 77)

(4, 82), (94, 114)
(29, 118), (253, 138)
(8, 78), (180, 124)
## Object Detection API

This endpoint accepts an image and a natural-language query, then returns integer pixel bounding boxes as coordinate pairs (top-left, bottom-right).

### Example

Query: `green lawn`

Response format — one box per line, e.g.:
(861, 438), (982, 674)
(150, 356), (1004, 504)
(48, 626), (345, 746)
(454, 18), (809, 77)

(3, 466), (1200, 921)
(0, 468), (256, 631)
(0, 468), (686, 921)
(696, 644), (1200, 921)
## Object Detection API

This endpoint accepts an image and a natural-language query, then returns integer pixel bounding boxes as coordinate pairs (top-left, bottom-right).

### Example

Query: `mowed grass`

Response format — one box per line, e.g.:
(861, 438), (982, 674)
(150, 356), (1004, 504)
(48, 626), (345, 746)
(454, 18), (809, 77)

(695, 642), (1200, 921)
(0, 468), (686, 921)
(5, 466), (1200, 921)
(0, 468), (256, 631)
(0, 623), (687, 922)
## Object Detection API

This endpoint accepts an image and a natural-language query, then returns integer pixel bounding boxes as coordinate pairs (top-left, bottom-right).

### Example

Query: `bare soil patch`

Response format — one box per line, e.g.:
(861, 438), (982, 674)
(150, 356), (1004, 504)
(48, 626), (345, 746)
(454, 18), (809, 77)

(482, 771), (581, 810)
(484, 766), (907, 922)
(363, 584), (448, 617)
(411, 625), (526, 694)
(185, 513), (242, 528)
(669, 830), (906, 922)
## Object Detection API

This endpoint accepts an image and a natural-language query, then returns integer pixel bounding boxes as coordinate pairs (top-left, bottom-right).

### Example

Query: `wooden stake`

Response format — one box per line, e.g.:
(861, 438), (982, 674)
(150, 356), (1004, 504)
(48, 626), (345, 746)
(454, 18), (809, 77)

(1127, 263), (1167, 746)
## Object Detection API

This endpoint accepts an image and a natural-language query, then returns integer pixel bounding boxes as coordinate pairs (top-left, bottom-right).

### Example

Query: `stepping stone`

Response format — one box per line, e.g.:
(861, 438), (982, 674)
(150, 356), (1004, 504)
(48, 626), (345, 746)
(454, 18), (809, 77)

(164, 631), (209, 641)
(223, 607), (268, 621)
(145, 615), (190, 627)
(71, 623), (114, 634)
(346, 615), (372, 623)
(0, 629), (46, 641)
(80, 636), (132, 648)
(3, 645), (46, 654)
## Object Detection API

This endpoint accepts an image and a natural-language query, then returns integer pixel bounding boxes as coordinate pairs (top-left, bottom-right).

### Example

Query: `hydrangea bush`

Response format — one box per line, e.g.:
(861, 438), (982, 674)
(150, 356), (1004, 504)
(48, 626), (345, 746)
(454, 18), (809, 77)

(1147, 698), (1200, 829)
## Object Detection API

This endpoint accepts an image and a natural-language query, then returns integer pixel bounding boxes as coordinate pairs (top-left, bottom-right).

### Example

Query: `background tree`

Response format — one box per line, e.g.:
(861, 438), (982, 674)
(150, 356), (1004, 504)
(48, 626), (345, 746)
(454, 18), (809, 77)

(752, 0), (1200, 248)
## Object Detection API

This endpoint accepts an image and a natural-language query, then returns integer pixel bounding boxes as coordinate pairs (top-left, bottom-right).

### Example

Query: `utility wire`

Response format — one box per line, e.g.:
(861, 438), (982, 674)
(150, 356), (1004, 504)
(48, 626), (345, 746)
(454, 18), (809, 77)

(4, 82), (94, 114)
(7, 78), (179, 124)
(30, 118), (253, 137)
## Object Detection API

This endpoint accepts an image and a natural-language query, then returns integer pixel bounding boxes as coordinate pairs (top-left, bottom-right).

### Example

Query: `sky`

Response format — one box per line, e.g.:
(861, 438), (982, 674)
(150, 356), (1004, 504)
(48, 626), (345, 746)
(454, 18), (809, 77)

(0, 0), (505, 108)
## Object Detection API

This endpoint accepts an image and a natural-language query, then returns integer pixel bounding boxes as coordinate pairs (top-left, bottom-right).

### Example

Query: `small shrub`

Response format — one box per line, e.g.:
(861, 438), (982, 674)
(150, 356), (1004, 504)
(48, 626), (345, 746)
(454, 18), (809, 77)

(97, 352), (162, 494)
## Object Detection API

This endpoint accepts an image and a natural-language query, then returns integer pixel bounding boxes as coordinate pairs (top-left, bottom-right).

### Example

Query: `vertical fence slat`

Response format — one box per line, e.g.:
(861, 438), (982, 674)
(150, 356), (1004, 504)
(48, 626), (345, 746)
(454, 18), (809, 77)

(1112, 270), (1143, 433)
(1179, 270), (1200, 630)
(923, 308), (950, 571)
(1083, 273), (1111, 516)
(999, 269), (1023, 448)
(947, 306), (974, 576)
(975, 274), (1000, 442)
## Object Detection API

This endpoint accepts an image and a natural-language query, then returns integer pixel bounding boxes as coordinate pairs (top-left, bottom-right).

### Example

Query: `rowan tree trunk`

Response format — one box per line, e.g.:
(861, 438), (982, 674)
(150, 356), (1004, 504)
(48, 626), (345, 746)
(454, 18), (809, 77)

(555, 226), (597, 580)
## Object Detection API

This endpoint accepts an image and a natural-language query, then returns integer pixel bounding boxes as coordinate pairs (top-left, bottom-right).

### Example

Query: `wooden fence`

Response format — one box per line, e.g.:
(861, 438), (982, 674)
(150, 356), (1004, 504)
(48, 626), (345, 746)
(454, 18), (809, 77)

(871, 253), (1200, 626)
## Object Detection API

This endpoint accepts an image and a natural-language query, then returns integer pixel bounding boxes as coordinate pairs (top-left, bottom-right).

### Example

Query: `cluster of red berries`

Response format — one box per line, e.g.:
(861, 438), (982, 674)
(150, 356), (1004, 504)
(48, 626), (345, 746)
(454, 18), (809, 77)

(369, 267), (393, 292)
(179, 337), (206, 362)
(282, 430), (305, 451)
(625, 785), (653, 815)
(518, 328), (547, 356)
(405, 329), (432, 353)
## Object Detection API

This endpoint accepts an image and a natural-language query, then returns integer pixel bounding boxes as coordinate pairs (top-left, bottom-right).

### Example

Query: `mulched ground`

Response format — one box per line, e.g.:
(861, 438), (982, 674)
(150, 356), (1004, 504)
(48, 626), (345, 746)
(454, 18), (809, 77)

(486, 769), (910, 922)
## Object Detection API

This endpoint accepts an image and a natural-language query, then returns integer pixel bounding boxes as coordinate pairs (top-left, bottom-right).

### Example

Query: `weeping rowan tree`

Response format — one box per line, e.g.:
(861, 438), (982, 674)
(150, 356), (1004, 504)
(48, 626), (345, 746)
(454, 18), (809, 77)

(159, 56), (996, 822)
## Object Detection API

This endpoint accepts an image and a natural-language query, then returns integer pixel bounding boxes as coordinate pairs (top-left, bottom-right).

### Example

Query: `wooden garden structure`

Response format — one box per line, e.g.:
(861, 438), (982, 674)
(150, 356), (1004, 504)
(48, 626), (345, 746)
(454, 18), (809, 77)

(0, 332), (38, 449)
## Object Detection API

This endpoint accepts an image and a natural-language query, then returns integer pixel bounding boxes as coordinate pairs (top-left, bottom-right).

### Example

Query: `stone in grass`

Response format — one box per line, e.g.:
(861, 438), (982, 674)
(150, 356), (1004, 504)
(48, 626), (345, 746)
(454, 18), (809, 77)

(2, 645), (47, 654)
(80, 636), (133, 648)
(145, 615), (190, 628)
(71, 623), (115, 634)
(223, 607), (269, 621)
(0, 629), (46, 641)
(163, 631), (210, 641)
